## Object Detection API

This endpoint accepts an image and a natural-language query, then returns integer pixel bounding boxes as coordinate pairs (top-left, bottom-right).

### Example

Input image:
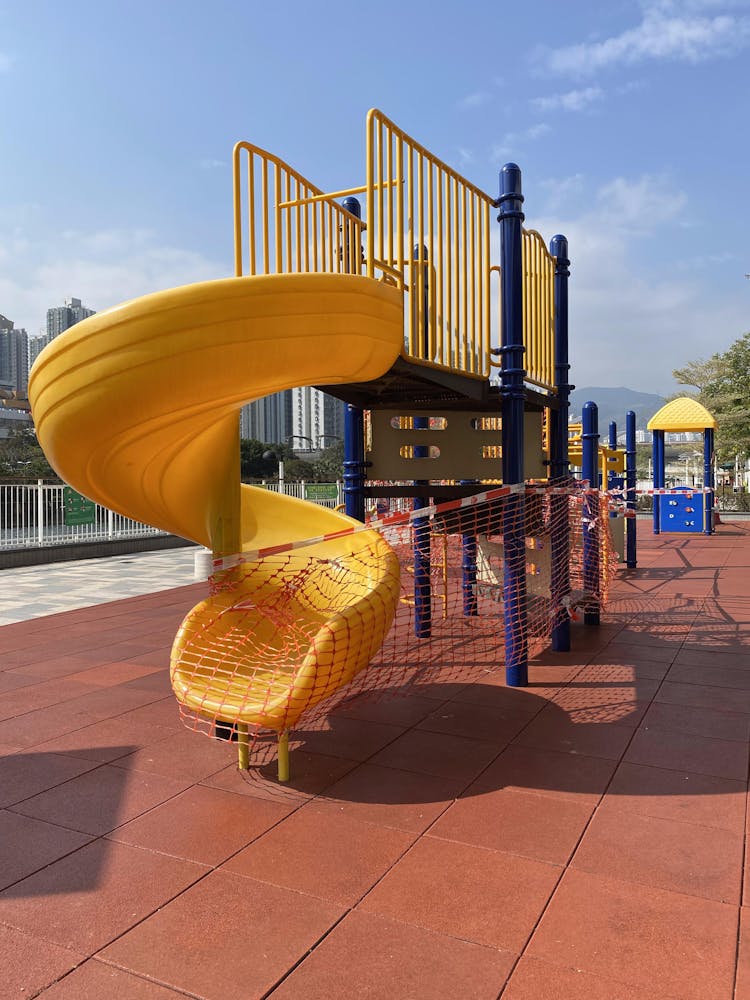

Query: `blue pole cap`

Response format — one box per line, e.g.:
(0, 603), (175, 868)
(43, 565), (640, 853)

(342, 196), (361, 218)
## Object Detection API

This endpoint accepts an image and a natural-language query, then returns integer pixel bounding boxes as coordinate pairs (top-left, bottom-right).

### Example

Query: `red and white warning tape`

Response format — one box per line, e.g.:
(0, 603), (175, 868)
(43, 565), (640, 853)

(213, 482), (525, 571)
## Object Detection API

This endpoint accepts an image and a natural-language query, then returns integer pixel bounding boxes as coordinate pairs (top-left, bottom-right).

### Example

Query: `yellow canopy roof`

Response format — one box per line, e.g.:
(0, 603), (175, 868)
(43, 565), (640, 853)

(647, 396), (717, 432)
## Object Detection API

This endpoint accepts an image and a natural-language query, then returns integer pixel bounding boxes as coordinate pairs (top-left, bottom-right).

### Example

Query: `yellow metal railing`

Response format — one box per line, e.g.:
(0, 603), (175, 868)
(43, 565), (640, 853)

(522, 229), (555, 390)
(365, 109), (493, 379)
(233, 142), (364, 278)
(232, 116), (557, 394)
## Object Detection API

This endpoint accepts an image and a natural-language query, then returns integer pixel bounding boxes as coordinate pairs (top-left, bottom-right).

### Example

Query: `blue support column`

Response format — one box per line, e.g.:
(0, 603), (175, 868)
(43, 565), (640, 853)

(608, 421), (618, 491)
(343, 404), (365, 521)
(581, 401), (600, 626)
(460, 480), (478, 617)
(341, 197), (366, 522)
(549, 234), (571, 653)
(625, 410), (637, 568)
(704, 427), (714, 534)
(496, 163), (528, 685)
(412, 243), (432, 637)
(652, 430), (664, 534)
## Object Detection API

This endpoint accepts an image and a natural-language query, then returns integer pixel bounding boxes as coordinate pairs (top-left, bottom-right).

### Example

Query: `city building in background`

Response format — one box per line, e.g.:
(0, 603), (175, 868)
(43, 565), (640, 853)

(240, 387), (344, 451)
(291, 387), (344, 452)
(29, 297), (96, 368)
(240, 390), (293, 445)
(0, 315), (29, 395)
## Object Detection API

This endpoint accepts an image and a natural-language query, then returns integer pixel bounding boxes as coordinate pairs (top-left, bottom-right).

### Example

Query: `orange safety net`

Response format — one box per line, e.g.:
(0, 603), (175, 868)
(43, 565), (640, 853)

(173, 482), (618, 764)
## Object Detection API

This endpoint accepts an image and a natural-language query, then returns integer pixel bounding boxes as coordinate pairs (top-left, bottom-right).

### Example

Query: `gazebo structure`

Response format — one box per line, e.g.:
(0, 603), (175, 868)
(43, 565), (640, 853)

(647, 396), (717, 536)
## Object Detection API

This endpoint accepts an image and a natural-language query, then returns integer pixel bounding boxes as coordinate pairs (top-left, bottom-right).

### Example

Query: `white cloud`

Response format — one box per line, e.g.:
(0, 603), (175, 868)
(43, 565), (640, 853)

(0, 227), (224, 335)
(198, 158), (226, 170)
(537, 5), (750, 76)
(491, 122), (551, 160)
(532, 86), (604, 112)
(457, 91), (491, 111)
(595, 175), (688, 232)
(523, 173), (746, 392)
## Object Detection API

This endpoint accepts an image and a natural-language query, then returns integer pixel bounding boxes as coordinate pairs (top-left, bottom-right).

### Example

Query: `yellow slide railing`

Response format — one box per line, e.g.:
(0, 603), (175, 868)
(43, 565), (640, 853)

(365, 109), (493, 379)
(233, 142), (364, 278)
(522, 229), (556, 391)
(232, 112), (557, 394)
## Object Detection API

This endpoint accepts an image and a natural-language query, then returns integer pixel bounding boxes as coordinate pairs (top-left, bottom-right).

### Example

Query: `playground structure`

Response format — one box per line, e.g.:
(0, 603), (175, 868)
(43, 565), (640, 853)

(29, 110), (617, 778)
(648, 396), (717, 535)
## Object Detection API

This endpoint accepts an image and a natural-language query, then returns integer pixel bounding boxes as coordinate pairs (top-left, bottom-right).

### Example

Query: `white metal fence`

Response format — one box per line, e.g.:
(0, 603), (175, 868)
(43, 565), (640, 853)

(0, 481), (345, 550)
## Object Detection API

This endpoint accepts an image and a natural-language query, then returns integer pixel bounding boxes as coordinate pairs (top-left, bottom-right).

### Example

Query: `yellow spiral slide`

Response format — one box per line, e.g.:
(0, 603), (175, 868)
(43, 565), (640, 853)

(29, 273), (403, 777)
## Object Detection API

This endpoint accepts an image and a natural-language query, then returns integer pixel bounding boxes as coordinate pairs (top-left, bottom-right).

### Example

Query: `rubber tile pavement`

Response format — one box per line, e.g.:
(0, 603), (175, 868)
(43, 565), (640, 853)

(0, 523), (748, 998)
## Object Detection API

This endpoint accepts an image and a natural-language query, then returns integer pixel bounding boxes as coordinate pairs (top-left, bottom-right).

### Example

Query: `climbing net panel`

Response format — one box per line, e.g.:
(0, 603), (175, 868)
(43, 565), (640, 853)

(173, 482), (618, 764)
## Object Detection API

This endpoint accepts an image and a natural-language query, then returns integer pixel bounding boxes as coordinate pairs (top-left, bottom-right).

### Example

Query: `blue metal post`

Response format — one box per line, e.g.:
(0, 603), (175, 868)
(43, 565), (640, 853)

(581, 401), (600, 626)
(652, 430), (664, 534)
(413, 244), (432, 637)
(460, 480), (478, 617)
(496, 163), (528, 685)
(341, 197), (366, 522)
(704, 427), (714, 534)
(343, 405), (365, 521)
(608, 421), (617, 491)
(625, 410), (637, 568)
(549, 234), (571, 652)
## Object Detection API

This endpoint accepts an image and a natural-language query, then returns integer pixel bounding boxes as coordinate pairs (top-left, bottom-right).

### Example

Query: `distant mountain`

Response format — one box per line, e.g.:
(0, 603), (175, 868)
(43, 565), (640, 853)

(569, 387), (666, 436)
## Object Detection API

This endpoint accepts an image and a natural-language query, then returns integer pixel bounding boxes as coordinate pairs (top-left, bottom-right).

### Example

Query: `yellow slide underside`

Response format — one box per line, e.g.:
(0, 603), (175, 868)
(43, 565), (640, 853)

(29, 273), (404, 731)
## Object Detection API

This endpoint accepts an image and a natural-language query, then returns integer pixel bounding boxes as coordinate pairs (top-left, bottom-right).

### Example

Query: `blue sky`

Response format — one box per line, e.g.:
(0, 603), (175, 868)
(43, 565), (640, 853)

(1, 0), (748, 394)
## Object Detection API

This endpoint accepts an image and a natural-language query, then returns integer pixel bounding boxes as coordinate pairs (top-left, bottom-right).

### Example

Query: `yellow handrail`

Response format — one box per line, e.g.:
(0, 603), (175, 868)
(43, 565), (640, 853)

(522, 229), (555, 391)
(233, 142), (365, 278)
(233, 116), (558, 396)
(365, 109), (493, 379)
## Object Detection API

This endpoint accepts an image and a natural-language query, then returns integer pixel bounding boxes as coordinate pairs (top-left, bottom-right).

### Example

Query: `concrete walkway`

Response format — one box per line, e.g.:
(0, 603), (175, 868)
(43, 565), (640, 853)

(0, 522), (749, 999)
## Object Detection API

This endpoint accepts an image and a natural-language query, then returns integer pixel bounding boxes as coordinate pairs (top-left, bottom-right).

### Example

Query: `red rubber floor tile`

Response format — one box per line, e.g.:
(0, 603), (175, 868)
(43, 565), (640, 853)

(223, 803), (414, 905)
(370, 728), (502, 782)
(36, 959), (185, 998)
(512, 703), (634, 760)
(572, 797), (743, 903)
(473, 744), (617, 804)
(293, 715), (405, 761)
(0, 839), (207, 953)
(109, 783), (295, 865)
(32, 716), (175, 764)
(606, 761), (746, 833)
(0, 809), (92, 891)
(0, 750), (101, 808)
(416, 699), (531, 743)
(736, 907), (750, 1000)
(502, 955), (668, 1000)
(268, 910), (514, 1000)
(10, 763), (192, 836)
(100, 869), (343, 1000)
(331, 691), (438, 727)
(429, 785), (593, 865)
(640, 699), (750, 742)
(656, 679), (750, 714)
(360, 835), (559, 953)
(527, 868), (738, 1000)
(202, 749), (359, 803)
(625, 726), (748, 781)
(110, 728), (235, 782)
(0, 923), (83, 1000)
(315, 762), (463, 832)
(667, 661), (750, 690)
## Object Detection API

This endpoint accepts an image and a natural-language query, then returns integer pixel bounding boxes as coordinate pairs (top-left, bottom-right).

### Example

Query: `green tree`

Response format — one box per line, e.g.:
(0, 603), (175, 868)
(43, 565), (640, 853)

(239, 439), (294, 480)
(311, 439), (344, 482)
(0, 428), (58, 479)
(673, 331), (750, 462)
